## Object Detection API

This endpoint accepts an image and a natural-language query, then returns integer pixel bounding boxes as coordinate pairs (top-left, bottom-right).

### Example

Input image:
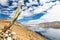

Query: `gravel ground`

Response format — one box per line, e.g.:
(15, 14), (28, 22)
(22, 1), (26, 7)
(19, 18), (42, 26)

(0, 27), (20, 40)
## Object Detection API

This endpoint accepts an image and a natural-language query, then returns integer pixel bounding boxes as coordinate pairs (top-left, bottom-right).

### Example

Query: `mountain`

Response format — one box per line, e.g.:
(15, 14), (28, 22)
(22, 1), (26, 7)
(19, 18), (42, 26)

(0, 18), (47, 40)
(24, 21), (60, 28)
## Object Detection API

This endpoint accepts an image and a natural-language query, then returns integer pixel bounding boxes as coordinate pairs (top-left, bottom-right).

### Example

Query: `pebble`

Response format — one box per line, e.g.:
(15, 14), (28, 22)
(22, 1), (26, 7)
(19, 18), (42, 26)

(0, 30), (2, 33)
(7, 37), (12, 40)
(0, 28), (19, 40)
(11, 31), (16, 35)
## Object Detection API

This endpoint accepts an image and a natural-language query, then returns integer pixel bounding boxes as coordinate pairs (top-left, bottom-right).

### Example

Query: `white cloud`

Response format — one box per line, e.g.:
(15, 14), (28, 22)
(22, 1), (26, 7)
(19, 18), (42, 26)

(10, 0), (53, 17)
(29, 0), (39, 5)
(23, 0), (54, 15)
(12, 2), (18, 7)
(40, 4), (60, 22)
(0, 0), (8, 6)
(26, 1), (60, 24)
(14, 1), (56, 20)
(26, 19), (47, 24)
(18, 9), (34, 19)
(33, 2), (55, 14)
(10, 9), (33, 20)
(40, 0), (51, 4)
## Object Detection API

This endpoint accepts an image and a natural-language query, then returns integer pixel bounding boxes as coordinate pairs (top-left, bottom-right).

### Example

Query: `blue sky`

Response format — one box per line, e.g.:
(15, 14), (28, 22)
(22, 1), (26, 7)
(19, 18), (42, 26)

(0, 0), (60, 24)
(0, 14), (9, 19)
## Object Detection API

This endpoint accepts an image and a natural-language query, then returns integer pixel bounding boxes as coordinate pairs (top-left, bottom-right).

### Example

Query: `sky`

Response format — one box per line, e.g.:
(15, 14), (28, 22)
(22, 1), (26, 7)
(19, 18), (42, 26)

(0, 0), (60, 24)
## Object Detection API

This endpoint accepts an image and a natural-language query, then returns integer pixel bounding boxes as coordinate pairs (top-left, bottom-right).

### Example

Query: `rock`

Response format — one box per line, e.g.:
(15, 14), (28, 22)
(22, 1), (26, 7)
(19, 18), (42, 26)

(7, 37), (12, 40)
(0, 30), (2, 33)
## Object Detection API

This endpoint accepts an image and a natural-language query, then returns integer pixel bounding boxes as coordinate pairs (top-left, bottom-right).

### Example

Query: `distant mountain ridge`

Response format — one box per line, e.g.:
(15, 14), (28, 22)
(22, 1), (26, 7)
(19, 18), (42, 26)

(24, 21), (60, 28)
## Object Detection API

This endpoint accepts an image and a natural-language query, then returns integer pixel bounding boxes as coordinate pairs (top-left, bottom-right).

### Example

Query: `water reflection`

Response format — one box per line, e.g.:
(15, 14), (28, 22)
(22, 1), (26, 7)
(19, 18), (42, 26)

(26, 26), (60, 40)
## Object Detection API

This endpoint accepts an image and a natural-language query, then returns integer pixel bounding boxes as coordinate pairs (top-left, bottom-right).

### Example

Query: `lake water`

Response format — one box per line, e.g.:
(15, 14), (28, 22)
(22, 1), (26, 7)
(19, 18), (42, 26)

(27, 26), (60, 40)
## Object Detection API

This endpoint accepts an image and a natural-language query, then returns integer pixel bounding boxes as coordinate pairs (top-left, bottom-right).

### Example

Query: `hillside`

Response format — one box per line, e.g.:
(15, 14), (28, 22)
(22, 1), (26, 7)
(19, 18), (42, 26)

(0, 19), (47, 40)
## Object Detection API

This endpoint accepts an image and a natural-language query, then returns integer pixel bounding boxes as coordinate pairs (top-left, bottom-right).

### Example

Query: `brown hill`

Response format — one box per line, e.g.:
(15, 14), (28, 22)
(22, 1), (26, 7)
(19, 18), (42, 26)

(0, 19), (47, 40)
